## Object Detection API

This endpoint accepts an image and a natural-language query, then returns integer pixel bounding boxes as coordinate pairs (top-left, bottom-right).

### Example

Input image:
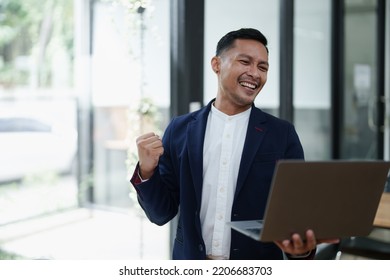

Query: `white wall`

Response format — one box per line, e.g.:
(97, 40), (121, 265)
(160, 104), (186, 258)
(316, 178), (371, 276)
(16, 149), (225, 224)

(204, 0), (332, 110)
(204, 0), (280, 108)
(294, 0), (331, 109)
(91, 0), (170, 108)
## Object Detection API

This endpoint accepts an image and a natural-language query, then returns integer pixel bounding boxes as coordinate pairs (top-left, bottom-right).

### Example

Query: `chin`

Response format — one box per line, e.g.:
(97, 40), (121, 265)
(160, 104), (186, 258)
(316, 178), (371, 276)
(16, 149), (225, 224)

(234, 97), (254, 108)
(240, 93), (257, 104)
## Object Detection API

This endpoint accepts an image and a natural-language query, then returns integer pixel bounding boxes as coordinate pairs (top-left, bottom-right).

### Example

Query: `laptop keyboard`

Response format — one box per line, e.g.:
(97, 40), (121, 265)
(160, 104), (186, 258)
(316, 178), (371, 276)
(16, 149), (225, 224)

(246, 228), (261, 235)
(245, 221), (263, 235)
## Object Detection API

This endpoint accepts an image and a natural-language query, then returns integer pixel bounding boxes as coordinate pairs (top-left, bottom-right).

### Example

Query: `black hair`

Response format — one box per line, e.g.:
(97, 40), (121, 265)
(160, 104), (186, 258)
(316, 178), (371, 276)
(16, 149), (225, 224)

(216, 28), (269, 56)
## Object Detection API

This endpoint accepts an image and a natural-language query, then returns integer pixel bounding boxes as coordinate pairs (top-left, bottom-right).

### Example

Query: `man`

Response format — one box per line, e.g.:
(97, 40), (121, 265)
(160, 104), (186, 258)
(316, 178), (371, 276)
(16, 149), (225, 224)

(131, 28), (338, 259)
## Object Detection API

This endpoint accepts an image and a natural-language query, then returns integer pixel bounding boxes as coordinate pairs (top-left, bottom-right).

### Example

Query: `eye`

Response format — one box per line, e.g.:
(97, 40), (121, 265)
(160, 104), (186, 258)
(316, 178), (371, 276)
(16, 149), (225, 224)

(258, 66), (268, 72)
(239, 60), (249, 65)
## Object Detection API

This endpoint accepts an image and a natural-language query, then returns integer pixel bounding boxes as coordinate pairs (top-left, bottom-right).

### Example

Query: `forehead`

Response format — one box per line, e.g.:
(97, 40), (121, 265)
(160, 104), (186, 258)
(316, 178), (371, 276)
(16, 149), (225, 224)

(222, 39), (268, 60)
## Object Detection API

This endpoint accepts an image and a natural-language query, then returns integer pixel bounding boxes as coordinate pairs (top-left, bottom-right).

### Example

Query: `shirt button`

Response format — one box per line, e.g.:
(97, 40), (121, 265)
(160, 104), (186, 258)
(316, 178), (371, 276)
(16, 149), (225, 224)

(198, 244), (204, 251)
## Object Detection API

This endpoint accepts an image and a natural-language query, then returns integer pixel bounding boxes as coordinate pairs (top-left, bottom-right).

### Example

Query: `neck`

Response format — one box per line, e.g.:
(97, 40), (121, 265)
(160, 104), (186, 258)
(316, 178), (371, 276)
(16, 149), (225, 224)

(213, 98), (252, 116)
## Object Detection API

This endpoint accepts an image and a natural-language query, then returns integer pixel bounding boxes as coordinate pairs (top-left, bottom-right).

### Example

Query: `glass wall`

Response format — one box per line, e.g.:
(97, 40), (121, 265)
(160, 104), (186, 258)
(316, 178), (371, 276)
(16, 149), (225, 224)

(88, 0), (171, 259)
(293, 0), (332, 160)
(0, 0), (78, 225)
(90, 0), (170, 208)
(204, 0), (280, 112)
(341, 0), (378, 159)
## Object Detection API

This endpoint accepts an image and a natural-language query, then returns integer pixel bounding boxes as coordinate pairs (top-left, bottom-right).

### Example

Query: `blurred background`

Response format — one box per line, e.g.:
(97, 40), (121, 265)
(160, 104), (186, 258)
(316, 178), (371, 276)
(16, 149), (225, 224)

(0, 0), (389, 259)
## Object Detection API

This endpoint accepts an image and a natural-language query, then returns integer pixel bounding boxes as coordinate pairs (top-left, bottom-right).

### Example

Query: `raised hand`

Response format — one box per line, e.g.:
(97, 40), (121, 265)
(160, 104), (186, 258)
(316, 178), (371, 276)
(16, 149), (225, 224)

(136, 132), (164, 179)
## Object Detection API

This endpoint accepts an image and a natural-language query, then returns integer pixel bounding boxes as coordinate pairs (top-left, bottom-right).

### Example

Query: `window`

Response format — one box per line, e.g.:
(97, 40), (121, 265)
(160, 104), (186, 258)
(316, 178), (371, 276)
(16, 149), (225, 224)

(294, 0), (332, 160)
(0, 0), (78, 225)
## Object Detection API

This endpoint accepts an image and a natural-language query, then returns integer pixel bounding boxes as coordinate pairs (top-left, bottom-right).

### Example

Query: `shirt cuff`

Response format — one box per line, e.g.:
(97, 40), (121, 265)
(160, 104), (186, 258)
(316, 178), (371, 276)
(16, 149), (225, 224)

(138, 170), (149, 183)
(286, 249), (316, 260)
(130, 164), (149, 185)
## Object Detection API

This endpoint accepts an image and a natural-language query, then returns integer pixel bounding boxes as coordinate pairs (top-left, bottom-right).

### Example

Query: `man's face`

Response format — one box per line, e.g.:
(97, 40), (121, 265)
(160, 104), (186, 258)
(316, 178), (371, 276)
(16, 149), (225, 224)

(212, 39), (269, 112)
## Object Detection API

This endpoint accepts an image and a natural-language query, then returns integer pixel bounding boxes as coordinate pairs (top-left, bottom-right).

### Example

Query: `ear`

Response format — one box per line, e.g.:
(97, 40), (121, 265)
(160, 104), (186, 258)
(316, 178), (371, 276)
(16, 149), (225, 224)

(211, 56), (220, 74)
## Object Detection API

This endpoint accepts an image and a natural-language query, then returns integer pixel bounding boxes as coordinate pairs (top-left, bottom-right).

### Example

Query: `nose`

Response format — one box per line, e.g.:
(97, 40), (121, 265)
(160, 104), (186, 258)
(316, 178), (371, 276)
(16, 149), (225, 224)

(247, 64), (261, 78)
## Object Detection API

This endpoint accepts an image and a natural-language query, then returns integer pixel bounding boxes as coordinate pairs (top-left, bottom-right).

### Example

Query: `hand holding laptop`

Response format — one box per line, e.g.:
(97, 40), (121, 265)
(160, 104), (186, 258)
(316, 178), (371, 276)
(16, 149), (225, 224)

(274, 229), (340, 257)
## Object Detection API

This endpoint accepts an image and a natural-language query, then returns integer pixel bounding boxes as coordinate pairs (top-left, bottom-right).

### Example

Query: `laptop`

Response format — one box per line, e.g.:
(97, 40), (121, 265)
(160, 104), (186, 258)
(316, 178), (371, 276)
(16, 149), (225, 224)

(229, 160), (390, 242)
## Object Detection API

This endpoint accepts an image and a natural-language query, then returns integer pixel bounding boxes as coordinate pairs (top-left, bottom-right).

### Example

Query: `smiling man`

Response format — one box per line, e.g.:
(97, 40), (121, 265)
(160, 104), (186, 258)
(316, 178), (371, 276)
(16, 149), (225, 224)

(131, 28), (338, 260)
(212, 32), (269, 115)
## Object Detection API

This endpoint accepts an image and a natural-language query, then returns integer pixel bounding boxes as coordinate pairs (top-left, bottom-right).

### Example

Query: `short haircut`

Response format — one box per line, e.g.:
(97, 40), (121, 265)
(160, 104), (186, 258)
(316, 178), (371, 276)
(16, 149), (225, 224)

(216, 28), (269, 56)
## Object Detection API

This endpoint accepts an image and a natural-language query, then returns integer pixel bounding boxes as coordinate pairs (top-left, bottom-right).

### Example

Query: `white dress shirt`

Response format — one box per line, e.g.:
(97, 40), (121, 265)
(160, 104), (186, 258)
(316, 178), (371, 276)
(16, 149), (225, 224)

(200, 104), (251, 259)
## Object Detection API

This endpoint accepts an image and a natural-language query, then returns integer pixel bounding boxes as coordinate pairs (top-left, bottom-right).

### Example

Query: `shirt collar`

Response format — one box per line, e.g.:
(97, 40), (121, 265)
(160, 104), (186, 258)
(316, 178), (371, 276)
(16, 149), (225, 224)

(211, 103), (252, 121)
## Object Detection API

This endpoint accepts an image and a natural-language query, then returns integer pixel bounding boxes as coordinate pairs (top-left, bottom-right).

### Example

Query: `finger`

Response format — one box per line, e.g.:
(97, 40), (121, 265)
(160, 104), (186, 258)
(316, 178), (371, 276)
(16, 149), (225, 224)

(159, 147), (164, 156)
(136, 132), (156, 141)
(153, 147), (164, 158)
(137, 137), (162, 154)
(305, 229), (316, 250)
(146, 138), (163, 149)
(291, 233), (304, 250)
(282, 239), (290, 248)
(273, 240), (290, 251)
(137, 135), (160, 146)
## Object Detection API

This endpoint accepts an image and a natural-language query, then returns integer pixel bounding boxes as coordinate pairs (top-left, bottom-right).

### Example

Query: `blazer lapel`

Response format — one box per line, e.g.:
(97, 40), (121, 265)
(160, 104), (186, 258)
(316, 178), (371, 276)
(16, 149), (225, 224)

(234, 107), (267, 199)
(187, 104), (211, 208)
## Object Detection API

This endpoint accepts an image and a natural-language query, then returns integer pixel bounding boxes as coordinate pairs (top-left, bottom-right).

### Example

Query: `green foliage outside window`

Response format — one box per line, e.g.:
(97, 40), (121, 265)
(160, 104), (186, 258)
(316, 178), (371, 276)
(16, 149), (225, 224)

(0, 0), (73, 89)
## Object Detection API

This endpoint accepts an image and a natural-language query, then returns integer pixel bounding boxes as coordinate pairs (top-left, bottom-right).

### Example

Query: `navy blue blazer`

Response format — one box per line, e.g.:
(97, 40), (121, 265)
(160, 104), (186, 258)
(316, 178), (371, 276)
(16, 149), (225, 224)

(131, 100), (304, 259)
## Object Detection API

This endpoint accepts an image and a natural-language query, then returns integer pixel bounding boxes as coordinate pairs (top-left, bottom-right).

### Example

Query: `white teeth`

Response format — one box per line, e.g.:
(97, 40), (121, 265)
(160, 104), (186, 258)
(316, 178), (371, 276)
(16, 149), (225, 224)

(240, 82), (256, 89)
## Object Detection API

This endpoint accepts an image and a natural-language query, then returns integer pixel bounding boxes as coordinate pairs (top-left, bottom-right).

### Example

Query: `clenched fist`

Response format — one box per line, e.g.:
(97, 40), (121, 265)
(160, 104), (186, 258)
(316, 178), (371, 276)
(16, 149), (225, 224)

(136, 132), (164, 179)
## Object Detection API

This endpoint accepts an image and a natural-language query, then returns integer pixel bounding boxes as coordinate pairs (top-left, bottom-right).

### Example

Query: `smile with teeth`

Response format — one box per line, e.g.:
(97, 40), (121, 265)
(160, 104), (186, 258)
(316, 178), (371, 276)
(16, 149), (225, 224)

(240, 81), (257, 89)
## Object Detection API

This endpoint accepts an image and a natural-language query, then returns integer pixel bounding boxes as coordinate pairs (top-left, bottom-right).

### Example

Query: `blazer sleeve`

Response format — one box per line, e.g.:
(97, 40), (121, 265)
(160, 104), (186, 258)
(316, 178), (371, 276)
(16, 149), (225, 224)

(130, 120), (180, 226)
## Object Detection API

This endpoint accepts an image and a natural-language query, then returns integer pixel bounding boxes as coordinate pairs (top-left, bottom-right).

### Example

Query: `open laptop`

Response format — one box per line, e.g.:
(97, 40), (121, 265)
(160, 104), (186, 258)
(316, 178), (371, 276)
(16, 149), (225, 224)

(229, 160), (390, 242)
